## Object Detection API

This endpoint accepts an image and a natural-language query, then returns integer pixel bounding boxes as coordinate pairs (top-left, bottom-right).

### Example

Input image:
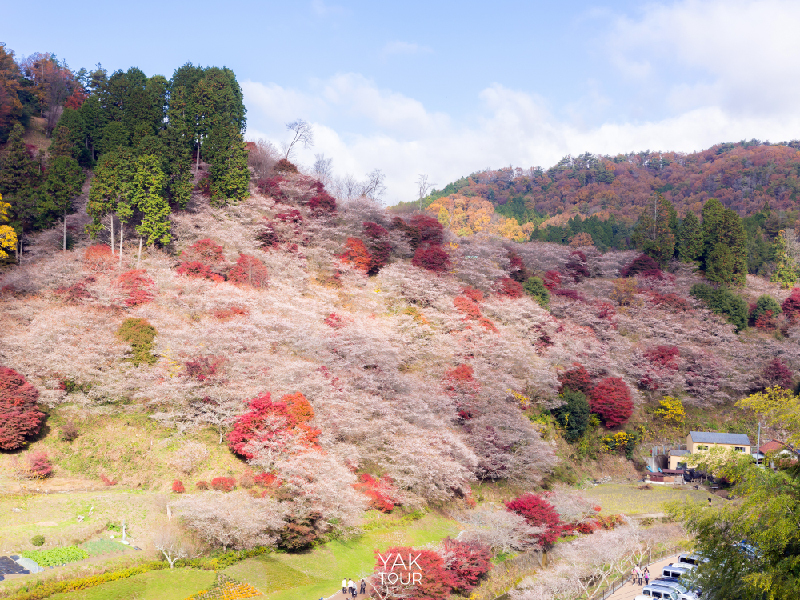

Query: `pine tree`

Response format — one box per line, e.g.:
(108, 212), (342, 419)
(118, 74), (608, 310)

(632, 193), (676, 267)
(41, 156), (84, 249)
(132, 154), (170, 246)
(701, 198), (747, 285)
(208, 128), (249, 205)
(678, 211), (703, 263)
(0, 123), (40, 195)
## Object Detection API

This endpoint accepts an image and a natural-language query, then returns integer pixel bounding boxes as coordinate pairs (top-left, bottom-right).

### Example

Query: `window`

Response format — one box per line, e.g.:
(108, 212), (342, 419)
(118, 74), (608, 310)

(696, 445), (709, 451)
(735, 446), (746, 452)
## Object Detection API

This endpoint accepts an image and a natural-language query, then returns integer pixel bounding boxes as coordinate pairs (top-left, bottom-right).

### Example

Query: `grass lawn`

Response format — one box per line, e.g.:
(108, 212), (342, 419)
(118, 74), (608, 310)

(223, 512), (460, 600)
(46, 568), (215, 600)
(581, 483), (724, 515)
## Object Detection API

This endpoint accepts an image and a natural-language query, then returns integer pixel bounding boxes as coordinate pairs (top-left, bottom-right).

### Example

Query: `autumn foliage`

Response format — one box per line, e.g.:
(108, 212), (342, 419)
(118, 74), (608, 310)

(782, 287), (800, 322)
(412, 244), (450, 273)
(340, 237), (372, 272)
(227, 254), (269, 288)
(441, 537), (492, 594)
(558, 364), (593, 395)
(83, 244), (116, 273)
(0, 367), (45, 450)
(505, 493), (563, 547)
(116, 270), (155, 306)
(172, 480), (186, 493)
(373, 546), (455, 600)
(178, 239), (225, 282)
(589, 377), (634, 427)
(353, 473), (399, 513)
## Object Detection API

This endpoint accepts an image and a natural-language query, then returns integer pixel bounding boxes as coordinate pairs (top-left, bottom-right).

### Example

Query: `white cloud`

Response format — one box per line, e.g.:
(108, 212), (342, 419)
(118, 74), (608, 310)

(243, 2), (800, 205)
(380, 41), (432, 58)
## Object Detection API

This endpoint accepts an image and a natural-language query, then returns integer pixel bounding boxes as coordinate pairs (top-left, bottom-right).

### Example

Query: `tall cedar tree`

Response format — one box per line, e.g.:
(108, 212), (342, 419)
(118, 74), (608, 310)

(41, 156), (84, 249)
(132, 154), (170, 245)
(702, 198), (747, 285)
(0, 367), (46, 450)
(632, 193), (677, 267)
(678, 211), (703, 263)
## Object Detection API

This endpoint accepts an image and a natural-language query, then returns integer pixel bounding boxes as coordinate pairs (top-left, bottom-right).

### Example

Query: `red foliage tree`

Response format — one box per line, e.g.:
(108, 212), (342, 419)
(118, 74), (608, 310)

(781, 287), (800, 323)
(372, 546), (455, 600)
(211, 477), (236, 492)
(181, 239), (224, 265)
(589, 377), (634, 427)
(409, 214), (444, 246)
(498, 277), (524, 298)
(176, 261), (224, 282)
(308, 191), (337, 215)
(762, 357), (793, 389)
(27, 450), (53, 478)
(172, 479), (186, 493)
(558, 364), (593, 395)
(256, 176), (287, 201)
(462, 287), (484, 303)
(508, 250), (529, 283)
(227, 392), (319, 459)
(116, 269), (155, 306)
(454, 295), (482, 320)
(353, 473), (399, 512)
(644, 345), (680, 369)
(412, 244), (450, 273)
(565, 250), (590, 282)
(341, 237), (372, 273)
(0, 367), (45, 451)
(505, 493), (562, 547)
(64, 89), (87, 110)
(620, 253), (661, 278)
(227, 254), (269, 288)
(84, 244), (115, 273)
(363, 221), (391, 275)
(542, 270), (562, 290)
(441, 537), (492, 594)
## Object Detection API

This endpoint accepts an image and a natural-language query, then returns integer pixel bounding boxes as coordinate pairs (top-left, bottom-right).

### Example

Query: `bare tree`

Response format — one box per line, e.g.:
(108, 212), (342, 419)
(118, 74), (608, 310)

(416, 174), (434, 211)
(153, 526), (191, 569)
(248, 138), (280, 178)
(283, 119), (314, 160)
(361, 169), (386, 203)
(313, 153), (333, 183)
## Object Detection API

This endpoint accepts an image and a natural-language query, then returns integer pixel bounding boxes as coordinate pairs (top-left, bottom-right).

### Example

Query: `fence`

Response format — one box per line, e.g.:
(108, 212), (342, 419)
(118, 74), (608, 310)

(589, 548), (677, 600)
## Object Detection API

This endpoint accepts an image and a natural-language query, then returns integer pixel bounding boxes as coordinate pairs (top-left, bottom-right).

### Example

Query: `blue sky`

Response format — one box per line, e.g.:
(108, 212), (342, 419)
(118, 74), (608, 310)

(6, 0), (800, 203)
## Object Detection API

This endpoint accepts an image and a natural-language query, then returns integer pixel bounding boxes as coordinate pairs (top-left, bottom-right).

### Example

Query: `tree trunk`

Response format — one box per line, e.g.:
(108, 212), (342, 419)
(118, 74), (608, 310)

(63, 210), (67, 251)
(119, 222), (123, 268)
(110, 214), (115, 254)
(137, 237), (142, 269)
(195, 138), (200, 175)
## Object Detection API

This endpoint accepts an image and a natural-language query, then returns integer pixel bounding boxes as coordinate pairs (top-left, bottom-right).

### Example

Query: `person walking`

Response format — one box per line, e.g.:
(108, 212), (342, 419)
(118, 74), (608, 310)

(360, 579), (367, 595)
(636, 565), (643, 585)
(644, 567), (650, 585)
(631, 567), (637, 585)
(342, 578), (347, 595)
(348, 579), (356, 598)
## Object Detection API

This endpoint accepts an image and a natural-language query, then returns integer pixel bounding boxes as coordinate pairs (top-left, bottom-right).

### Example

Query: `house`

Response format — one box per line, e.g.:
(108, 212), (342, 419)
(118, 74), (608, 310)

(758, 440), (797, 468)
(669, 431), (752, 469)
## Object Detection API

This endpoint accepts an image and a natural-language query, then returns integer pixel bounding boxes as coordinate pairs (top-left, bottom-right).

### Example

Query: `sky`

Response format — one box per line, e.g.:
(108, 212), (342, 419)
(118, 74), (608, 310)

(6, 0), (800, 204)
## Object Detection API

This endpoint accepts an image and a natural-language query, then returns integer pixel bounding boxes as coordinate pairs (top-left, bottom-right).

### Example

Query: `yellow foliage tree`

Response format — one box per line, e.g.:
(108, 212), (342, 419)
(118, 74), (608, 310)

(0, 193), (18, 260)
(737, 386), (800, 449)
(653, 396), (685, 426)
(427, 193), (525, 240)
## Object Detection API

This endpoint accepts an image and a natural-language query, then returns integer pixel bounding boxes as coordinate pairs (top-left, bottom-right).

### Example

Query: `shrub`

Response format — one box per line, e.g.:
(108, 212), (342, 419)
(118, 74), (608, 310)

(211, 477), (236, 492)
(782, 287), (800, 322)
(116, 318), (158, 366)
(172, 480), (186, 493)
(409, 214), (444, 246)
(256, 175), (286, 199)
(372, 546), (455, 600)
(498, 277), (524, 298)
(213, 305), (249, 320)
(184, 356), (225, 381)
(196, 481), (209, 490)
(116, 269), (155, 307)
(31, 534), (45, 546)
(84, 244), (116, 273)
(505, 493), (562, 547)
(462, 287), (484, 303)
(441, 537), (492, 594)
(552, 288), (585, 301)
(523, 276), (550, 309)
(552, 388), (591, 442)
(99, 474), (117, 486)
(690, 283), (749, 332)
(340, 237), (372, 272)
(308, 191), (337, 215)
(589, 377), (633, 428)
(454, 295), (482, 319)
(653, 396), (685, 426)
(363, 222), (391, 274)
(542, 270), (562, 290)
(55, 277), (95, 303)
(181, 239), (224, 265)
(558, 364), (593, 395)
(565, 250), (590, 282)
(751, 294), (782, 324)
(508, 249), (530, 282)
(61, 420), (80, 442)
(227, 254), (269, 288)
(412, 244), (450, 273)
(762, 357), (793, 389)
(620, 253), (660, 278)
(0, 366), (45, 450)
(279, 512), (325, 550)
(353, 473), (399, 512)
(27, 450), (53, 478)
(644, 345), (680, 369)
(177, 261), (224, 282)
(274, 158), (298, 174)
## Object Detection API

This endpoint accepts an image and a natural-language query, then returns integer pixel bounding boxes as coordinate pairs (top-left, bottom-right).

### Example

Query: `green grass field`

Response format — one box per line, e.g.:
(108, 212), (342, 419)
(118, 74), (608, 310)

(46, 568), (215, 600)
(581, 483), (724, 515)
(223, 512), (460, 600)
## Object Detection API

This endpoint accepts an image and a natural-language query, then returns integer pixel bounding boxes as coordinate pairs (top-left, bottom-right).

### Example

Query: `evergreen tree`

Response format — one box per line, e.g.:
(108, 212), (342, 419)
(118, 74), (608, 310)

(40, 156), (84, 249)
(632, 193), (676, 267)
(87, 149), (136, 249)
(0, 123), (40, 196)
(701, 198), (747, 285)
(771, 230), (800, 288)
(132, 154), (170, 246)
(551, 388), (590, 442)
(208, 127), (249, 205)
(678, 211), (703, 263)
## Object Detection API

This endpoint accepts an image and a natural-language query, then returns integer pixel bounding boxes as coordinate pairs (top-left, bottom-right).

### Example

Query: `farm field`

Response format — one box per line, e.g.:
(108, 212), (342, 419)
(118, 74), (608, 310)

(580, 483), (724, 515)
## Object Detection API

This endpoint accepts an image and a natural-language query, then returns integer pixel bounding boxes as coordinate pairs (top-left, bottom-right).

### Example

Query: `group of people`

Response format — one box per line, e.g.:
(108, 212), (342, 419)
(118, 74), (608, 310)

(341, 578), (367, 598)
(631, 566), (650, 586)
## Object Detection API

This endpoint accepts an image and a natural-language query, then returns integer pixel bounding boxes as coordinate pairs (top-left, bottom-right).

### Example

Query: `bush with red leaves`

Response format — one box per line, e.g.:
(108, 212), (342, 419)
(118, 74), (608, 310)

(84, 244), (116, 273)
(478, 317), (499, 333)
(643, 290), (692, 311)
(184, 356), (225, 381)
(254, 472), (278, 488)
(505, 493), (563, 548)
(498, 277), (524, 298)
(441, 537), (492, 594)
(781, 288), (800, 323)
(552, 288), (585, 301)
(27, 451), (53, 478)
(274, 158), (298, 174)
(324, 313), (346, 329)
(454, 295), (482, 320)
(542, 270), (562, 290)
(177, 261), (225, 282)
(116, 270), (155, 306)
(100, 474), (117, 486)
(409, 214), (444, 246)
(589, 377), (634, 427)
(212, 305), (249, 320)
(211, 477), (236, 492)
(172, 479), (186, 493)
(55, 277), (95, 304)
(353, 473), (399, 512)
(372, 546), (455, 600)
(412, 244), (450, 273)
(227, 392), (319, 459)
(762, 357), (793, 389)
(644, 345), (680, 369)
(256, 176), (287, 201)
(576, 520), (600, 534)
(462, 287), (484, 303)
(228, 254), (269, 288)
(181, 239), (225, 265)
(363, 221), (391, 275)
(558, 364), (593, 395)
(0, 367), (45, 451)
(340, 237), (372, 273)
(620, 253), (661, 278)
(308, 191), (337, 215)
(196, 481), (209, 490)
(565, 250), (590, 283)
(508, 250), (529, 283)
(754, 310), (778, 332)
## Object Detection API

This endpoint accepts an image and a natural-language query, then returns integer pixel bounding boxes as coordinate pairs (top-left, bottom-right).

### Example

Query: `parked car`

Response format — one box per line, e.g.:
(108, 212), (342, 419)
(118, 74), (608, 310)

(678, 553), (708, 566)
(639, 583), (680, 600)
(663, 564), (694, 579)
(652, 577), (699, 599)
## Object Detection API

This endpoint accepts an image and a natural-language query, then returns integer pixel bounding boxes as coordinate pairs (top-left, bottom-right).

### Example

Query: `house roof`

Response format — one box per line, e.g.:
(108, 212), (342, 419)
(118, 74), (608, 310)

(759, 440), (786, 453)
(669, 449), (690, 456)
(689, 431), (751, 446)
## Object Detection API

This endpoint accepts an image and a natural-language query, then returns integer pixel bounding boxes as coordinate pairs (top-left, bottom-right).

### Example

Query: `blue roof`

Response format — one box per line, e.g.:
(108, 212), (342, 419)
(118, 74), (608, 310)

(690, 431), (751, 445)
(670, 449), (690, 456)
